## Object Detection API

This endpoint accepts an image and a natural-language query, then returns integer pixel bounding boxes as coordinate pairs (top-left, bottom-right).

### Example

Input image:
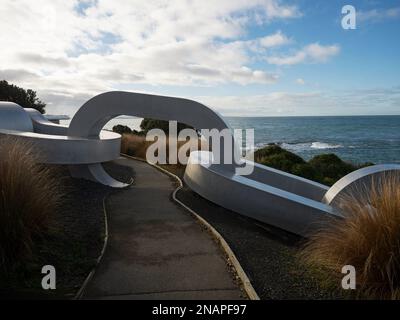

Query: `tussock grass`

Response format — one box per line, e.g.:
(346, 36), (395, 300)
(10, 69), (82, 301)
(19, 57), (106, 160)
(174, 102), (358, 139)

(0, 137), (61, 273)
(300, 173), (400, 299)
(121, 133), (204, 162)
(121, 133), (207, 179)
(121, 134), (151, 159)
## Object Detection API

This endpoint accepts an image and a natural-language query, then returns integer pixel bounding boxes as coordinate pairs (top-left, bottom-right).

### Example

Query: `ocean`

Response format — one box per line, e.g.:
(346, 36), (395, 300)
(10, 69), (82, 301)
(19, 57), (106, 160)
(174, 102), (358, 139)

(227, 115), (400, 165)
(61, 115), (400, 165)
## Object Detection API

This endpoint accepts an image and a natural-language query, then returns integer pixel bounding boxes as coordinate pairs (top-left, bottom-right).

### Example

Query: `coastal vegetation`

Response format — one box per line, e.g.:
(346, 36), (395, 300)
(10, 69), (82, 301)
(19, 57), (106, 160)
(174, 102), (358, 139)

(254, 144), (373, 186)
(300, 173), (400, 299)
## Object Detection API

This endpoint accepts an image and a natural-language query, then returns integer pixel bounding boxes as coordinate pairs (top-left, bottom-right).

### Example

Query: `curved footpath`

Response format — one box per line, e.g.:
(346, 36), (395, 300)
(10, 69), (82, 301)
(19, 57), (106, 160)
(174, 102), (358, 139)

(82, 158), (244, 300)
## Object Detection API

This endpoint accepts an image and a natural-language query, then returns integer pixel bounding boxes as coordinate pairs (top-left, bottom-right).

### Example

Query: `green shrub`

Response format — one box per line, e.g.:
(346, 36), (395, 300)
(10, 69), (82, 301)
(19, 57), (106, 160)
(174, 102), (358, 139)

(255, 144), (306, 172)
(255, 144), (314, 180)
(291, 163), (318, 181)
(140, 118), (193, 135)
(309, 154), (355, 183)
(254, 144), (373, 186)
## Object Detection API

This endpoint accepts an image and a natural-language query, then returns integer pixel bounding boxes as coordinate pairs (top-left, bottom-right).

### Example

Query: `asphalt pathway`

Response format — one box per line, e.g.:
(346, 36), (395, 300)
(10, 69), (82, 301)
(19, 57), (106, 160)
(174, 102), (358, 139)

(83, 158), (243, 300)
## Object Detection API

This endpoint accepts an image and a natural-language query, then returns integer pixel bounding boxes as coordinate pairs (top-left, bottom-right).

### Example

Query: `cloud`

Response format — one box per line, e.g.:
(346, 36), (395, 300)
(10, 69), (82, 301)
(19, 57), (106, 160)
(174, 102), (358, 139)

(258, 31), (292, 48)
(194, 87), (400, 116)
(195, 92), (321, 115)
(229, 67), (278, 84)
(296, 78), (305, 85)
(18, 53), (70, 67)
(358, 7), (400, 23)
(266, 43), (340, 65)
(0, 69), (40, 82)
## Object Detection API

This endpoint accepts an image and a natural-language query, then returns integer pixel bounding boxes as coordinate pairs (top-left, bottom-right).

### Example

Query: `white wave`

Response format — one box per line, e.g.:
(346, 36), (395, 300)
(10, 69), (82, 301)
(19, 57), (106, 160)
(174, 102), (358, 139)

(281, 141), (342, 151)
(281, 142), (311, 152)
(310, 142), (342, 149)
(242, 141), (343, 154)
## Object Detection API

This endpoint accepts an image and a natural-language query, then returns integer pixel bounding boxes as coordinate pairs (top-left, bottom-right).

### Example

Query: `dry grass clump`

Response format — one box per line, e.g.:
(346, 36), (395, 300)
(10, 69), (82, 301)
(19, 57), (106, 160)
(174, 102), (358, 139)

(300, 173), (400, 299)
(0, 137), (61, 272)
(121, 133), (207, 179)
(121, 134), (151, 159)
(121, 133), (204, 163)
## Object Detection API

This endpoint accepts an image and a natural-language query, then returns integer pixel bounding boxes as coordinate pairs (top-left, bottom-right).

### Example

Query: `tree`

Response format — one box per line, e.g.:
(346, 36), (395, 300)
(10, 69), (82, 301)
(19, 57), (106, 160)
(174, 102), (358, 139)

(140, 118), (193, 135)
(0, 80), (46, 114)
(112, 124), (133, 135)
(112, 124), (144, 136)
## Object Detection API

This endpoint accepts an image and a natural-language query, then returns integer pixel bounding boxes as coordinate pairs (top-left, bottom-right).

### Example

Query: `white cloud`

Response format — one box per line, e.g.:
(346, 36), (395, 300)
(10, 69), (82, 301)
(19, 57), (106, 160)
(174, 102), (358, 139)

(195, 92), (321, 115)
(358, 7), (400, 23)
(194, 87), (400, 116)
(258, 31), (292, 48)
(266, 43), (340, 65)
(18, 53), (70, 67)
(296, 78), (305, 85)
(0, 69), (40, 82)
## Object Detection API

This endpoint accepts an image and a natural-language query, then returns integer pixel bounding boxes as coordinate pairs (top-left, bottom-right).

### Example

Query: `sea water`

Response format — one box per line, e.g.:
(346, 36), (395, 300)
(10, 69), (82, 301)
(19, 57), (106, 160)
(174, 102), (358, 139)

(227, 116), (400, 164)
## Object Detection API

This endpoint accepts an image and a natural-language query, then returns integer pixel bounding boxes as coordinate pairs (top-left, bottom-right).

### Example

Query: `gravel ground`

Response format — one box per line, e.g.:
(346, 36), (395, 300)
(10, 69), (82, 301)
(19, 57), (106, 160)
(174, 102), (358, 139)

(176, 185), (343, 300)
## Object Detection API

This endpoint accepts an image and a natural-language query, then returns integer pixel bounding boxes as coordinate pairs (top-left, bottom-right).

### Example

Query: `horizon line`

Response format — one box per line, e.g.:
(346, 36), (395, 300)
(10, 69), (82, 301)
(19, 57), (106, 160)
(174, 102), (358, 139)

(223, 114), (400, 118)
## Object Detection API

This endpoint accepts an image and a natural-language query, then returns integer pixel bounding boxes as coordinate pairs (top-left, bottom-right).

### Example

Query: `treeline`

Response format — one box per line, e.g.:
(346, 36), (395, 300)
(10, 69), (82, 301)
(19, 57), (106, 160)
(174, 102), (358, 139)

(0, 80), (46, 114)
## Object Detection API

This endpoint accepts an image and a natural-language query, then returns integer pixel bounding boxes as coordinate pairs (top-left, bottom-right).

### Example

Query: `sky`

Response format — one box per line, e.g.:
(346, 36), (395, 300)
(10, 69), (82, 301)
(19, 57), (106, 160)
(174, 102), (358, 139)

(0, 0), (399, 117)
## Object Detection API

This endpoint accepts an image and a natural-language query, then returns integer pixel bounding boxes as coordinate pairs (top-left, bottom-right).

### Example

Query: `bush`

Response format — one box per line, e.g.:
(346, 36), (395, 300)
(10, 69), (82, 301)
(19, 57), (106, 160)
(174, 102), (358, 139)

(291, 163), (318, 181)
(0, 137), (60, 272)
(309, 154), (355, 184)
(254, 144), (318, 181)
(140, 118), (193, 135)
(300, 173), (400, 299)
(254, 144), (373, 186)
(254, 143), (299, 160)
(255, 144), (305, 171)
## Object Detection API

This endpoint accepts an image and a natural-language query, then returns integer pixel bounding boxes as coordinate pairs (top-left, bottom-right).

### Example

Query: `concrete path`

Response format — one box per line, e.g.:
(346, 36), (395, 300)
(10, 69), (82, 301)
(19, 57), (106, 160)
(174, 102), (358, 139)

(83, 157), (243, 300)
